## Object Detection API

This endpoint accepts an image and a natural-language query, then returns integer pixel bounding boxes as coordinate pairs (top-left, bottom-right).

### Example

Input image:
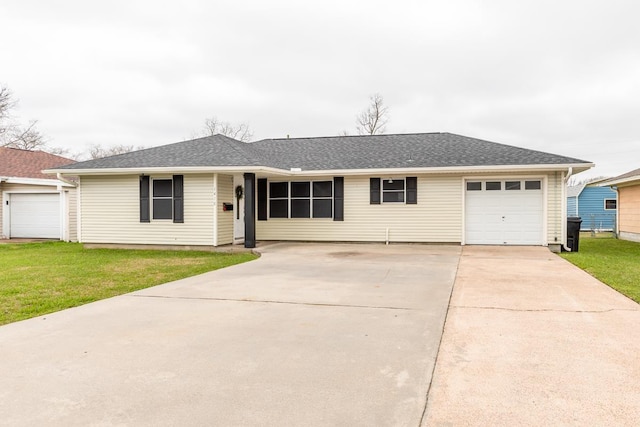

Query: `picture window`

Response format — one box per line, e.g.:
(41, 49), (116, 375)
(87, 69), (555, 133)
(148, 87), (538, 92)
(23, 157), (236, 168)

(268, 181), (333, 218)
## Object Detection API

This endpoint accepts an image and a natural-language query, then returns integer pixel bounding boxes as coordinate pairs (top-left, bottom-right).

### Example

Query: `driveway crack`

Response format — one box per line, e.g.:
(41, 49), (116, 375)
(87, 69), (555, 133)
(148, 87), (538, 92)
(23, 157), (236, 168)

(129, 294), (416, 311)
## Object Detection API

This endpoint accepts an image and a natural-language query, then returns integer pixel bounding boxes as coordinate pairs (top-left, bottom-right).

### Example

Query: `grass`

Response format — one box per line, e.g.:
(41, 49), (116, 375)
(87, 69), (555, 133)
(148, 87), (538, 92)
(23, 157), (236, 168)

(560, 236), (640, 303)
(0, 242), (258, 325)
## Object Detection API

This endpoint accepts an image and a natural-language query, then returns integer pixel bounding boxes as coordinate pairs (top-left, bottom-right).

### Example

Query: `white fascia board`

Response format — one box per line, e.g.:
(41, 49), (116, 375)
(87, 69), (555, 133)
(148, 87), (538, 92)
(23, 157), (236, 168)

(46, 162), (594, 178)
(45, 166), (292, 177)
(2, 176), (74, 187)
(598, 175), (640, 187)
(284, 163), (594, 177)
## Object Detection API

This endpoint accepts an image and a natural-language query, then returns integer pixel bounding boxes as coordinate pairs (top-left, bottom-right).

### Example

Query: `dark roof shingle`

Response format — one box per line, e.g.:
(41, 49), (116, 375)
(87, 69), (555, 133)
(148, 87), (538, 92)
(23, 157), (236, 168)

(52, 132), (590, 172)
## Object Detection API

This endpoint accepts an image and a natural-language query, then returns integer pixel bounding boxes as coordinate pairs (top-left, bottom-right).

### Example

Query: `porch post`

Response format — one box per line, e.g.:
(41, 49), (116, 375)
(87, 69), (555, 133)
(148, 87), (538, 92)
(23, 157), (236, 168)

(243, 173), (256, 248)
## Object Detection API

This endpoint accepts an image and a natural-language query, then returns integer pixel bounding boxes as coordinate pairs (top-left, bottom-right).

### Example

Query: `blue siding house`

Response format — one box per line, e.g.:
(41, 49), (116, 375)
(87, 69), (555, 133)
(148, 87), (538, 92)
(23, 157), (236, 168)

(567, 179), (617, 231)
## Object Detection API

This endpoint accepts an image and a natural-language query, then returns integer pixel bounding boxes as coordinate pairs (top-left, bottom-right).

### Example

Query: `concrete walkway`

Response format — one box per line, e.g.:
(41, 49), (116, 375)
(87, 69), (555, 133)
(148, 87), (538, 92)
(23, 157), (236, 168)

(0, 243), (460, 426)
(424, 246), (640, 426)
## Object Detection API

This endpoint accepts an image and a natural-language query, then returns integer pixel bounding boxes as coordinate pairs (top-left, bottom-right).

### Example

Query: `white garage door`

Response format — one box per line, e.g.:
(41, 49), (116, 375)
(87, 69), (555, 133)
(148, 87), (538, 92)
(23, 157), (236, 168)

(465, 179), (543, 245)
(9, 193), (60, 239)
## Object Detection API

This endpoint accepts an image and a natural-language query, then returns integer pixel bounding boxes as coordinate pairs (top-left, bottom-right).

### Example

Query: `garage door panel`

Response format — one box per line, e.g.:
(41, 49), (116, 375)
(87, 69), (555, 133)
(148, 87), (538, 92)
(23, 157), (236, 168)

(10, 193), (60, 239)
(465, 180), (543, 245)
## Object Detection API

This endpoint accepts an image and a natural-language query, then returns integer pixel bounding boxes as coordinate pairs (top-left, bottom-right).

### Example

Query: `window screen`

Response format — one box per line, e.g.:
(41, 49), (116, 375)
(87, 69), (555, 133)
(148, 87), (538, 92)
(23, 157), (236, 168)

(152, 179), (173, 219)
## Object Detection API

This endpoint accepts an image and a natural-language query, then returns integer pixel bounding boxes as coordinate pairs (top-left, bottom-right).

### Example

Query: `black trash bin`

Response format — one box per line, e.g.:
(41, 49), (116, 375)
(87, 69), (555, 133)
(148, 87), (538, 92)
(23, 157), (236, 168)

(566, 217), (582, 252)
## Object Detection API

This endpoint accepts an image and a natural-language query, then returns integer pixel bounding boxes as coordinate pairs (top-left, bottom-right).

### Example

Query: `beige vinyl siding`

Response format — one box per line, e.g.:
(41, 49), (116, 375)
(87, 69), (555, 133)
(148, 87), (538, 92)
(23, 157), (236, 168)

(66, 189), (78, 242)
(1, 183), (60, 192)
(216, 174), (234, 245)
(257, 175), (462, 243)
(80, 174), (215, 245)
(546, 171), (563, 244)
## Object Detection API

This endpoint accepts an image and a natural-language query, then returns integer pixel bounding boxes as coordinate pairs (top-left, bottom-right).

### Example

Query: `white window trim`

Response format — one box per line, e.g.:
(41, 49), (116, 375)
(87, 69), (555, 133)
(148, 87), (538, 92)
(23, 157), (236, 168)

(603, 198), (617, 211)
(381, 178), (406, 203)
(465, 179), (543, 192)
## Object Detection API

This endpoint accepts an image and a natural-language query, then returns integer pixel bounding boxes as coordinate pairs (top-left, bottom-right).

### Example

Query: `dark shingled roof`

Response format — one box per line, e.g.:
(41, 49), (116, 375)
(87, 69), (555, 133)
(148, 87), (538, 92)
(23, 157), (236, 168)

(53, 132), (590, 171)
(54, 135), (262, 169)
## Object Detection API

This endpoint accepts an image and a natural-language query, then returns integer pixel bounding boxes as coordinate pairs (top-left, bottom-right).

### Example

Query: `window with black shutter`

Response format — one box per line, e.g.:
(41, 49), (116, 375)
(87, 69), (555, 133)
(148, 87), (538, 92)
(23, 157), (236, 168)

(140, 175), (184, 222)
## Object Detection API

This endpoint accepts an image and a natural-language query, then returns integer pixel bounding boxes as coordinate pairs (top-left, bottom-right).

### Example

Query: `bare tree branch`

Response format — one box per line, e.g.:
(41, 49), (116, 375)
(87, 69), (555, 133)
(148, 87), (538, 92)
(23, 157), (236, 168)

(86, 144), (146, 159)
(567, 175), (611, 187)
(0, 85), (16, 123)
(356, 93), (389, 135)
(4, 120), (46, 150)
(0, 85), (18, 143)
(202, 116), (254, 142)
(1, 85), (48, 150)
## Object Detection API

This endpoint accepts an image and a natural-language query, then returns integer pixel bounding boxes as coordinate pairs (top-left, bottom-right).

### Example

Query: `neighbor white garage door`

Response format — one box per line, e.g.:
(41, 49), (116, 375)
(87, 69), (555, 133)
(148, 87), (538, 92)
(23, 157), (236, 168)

(465, 179), (543, 245)
(9, 193), (60, 239)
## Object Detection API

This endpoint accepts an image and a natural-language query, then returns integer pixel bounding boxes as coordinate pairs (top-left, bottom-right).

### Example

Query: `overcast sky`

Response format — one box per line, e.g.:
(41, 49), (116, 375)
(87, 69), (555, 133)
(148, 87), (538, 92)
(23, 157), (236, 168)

(1, 0), (638, 179)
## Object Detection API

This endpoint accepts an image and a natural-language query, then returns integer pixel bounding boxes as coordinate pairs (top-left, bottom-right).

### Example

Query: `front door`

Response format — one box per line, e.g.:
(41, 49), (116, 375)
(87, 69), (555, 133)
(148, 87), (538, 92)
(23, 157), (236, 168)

(233, 175), (245, 242)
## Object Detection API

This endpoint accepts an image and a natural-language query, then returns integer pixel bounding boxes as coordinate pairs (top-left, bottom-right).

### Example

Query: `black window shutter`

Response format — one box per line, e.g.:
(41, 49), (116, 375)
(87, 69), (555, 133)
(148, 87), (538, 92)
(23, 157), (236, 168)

(333, 177), (344, 221)
(370, 178), (381, 204)
(257, 178), (267, 220)
(173, 175), (184, 223)
(406, 177), (418, 204)
(140, 175), (150, 223)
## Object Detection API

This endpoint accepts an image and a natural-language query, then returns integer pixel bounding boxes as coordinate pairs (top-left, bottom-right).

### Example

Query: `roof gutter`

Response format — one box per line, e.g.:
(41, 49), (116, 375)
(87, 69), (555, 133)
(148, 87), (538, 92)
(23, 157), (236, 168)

(45, 165), (292, 177)
(45, 162), (595, 177)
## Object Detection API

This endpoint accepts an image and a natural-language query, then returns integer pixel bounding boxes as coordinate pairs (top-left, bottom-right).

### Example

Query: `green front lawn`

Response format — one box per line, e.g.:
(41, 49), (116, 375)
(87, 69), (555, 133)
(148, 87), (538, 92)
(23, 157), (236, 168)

(0, 242), (258, 325)
(560, 237), (640, 303)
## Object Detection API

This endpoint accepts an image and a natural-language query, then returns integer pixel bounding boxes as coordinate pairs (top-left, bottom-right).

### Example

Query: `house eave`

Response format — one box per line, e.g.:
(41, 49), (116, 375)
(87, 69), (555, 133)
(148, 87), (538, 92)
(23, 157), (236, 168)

(0, 176), (74, 187)
(599, 175), (640, 187)
(284, 162), (594, 176)
(45, 162), (594, 178)
(44, 166), (293, 177)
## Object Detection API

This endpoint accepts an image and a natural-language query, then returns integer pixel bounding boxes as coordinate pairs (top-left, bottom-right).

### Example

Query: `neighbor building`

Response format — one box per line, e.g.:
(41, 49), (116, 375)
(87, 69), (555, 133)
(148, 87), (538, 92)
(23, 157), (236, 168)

(601, 168), (640, 242)
(1, 147), (77, 240)
(566, 178), (617, 231)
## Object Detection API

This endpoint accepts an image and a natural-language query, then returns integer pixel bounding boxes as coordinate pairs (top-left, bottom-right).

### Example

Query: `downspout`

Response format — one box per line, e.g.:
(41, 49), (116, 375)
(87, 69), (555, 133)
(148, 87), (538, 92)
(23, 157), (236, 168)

(612, 185), (619, 238)
(57, 173), (78, 187)
(562, 167), (574, 251)
(56, 174), (77, 243)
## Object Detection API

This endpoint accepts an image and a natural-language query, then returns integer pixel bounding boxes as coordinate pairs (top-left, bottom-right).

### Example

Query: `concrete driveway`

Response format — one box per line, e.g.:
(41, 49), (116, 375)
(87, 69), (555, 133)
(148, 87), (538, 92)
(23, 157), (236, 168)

(424, 246), (640, 426)
(0, 243), (460, 426)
